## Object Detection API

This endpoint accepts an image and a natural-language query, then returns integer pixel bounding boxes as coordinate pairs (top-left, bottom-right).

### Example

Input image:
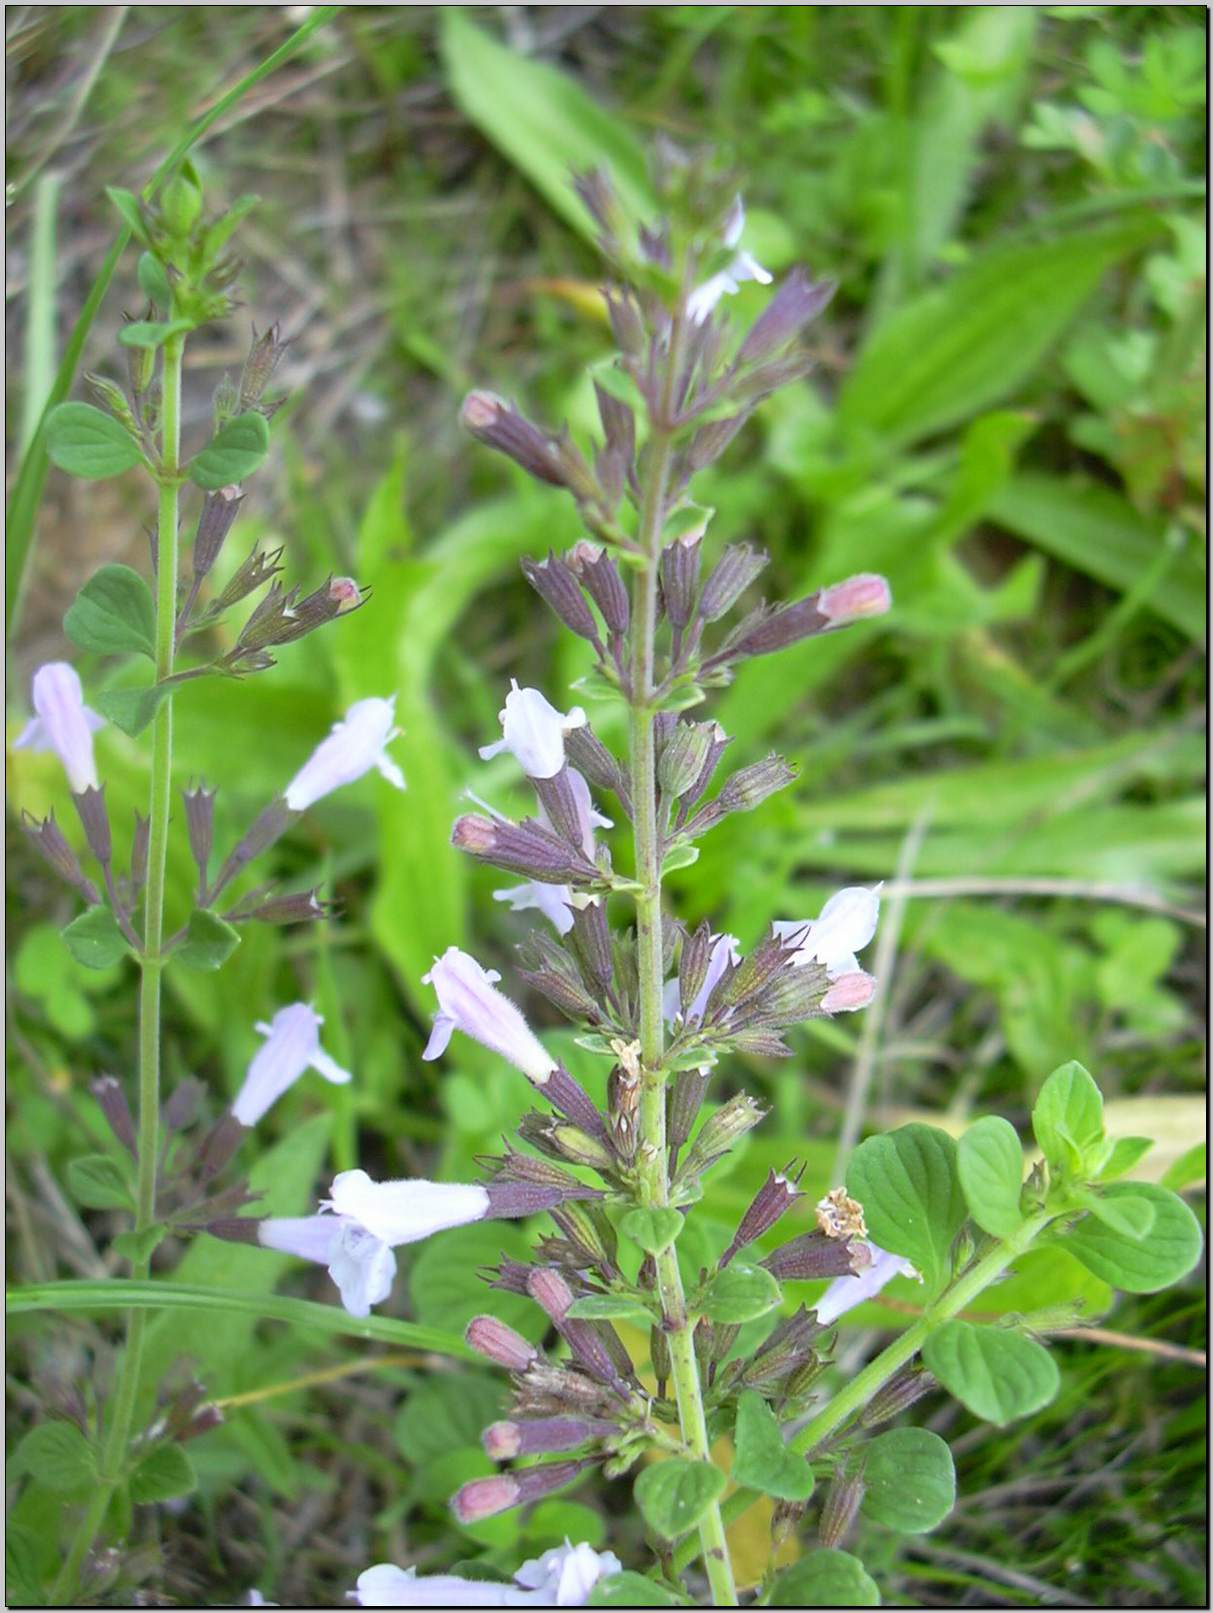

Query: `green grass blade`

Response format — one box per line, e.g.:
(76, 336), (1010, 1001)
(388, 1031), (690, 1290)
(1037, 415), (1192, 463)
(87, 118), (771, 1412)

(6, 1278), (476, 1361)
(5, 4), (343, 635)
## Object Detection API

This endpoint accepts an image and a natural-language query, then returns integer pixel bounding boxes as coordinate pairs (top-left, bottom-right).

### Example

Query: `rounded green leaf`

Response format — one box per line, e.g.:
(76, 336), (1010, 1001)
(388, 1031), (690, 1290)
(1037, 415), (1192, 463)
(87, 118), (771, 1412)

(1076, 1188), (1155, 1241)
(94, 684), (172, 739)
(958, 1115), (1025, 1238)
(861, 1427), (955, 1533)
(16, 1422), (96, 1495)
(62, 908), (129, 971)
(46, 402), (143, 480)
(620, 1207), (684, 1255)
(130, 1443), (196, 1504)
(769, 1548), (881, 1607)
(1065, 1182), (1202, 1293)
(67, 1153), (134, 1211)
(699, 1260), (781, 1325)
(1032, 1060), (1104, 1176)
(732, 1390), (815, 1502)
(64, 563), (156, 659)
(923, 1320), (1059, 1426)
(634, 1458), (726, 1541)
(565, 1293), (654, 1323)
(589, 1572), (686, 1606)
(175, 910), (241, 971)
(188, 410), (270, 490)
(846, 1124), (966, 1292)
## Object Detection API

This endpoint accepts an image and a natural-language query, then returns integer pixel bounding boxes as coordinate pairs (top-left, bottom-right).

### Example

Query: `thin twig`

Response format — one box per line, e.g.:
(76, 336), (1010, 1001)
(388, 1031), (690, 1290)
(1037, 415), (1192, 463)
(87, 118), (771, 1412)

(904, 1539), (1087, 1607)
(879, 876), (1205, 928)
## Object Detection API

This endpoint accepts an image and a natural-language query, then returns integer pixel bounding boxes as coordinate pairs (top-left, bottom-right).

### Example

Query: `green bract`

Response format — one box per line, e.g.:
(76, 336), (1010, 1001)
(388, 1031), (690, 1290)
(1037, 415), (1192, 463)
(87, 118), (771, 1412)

(1032, 1059), (1105, 1177)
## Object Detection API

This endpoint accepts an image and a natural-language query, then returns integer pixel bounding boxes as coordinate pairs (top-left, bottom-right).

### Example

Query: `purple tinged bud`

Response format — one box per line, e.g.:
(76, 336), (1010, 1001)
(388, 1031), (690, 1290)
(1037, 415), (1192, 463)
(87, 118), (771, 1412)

(819, 1458), (866, 1549)
(484, 1180), (567, 1220)
(821, 971), (877, 1014)
(659, 532), (702, 629)
(452, 814), (600, 886)
(657, 722), (716, 800)
(207, 1215), (263, 1246)
(521, 553), (601, 644)
(193, 486), (244, 583)
(678, 1093), (767, 1179)
(567, 542), (630, 637)
(240, 322), (288, 411)
(162, 1076), (206, 1133)
(21, 811), (100, 903)
(208, 799), (297, 902)
(718, 754), (797, 814)
(688, 412), (751, 473)
(532, 766), (593, 851)
(720, 1169), (803, 1267)
(465, 1314), (540, 1372)
(861, 1366), (935, 1428)
(545, 1066), (608, 1140)
(461, 392), (568, 489)
(569, 900), (613, 987)
(818, 572), (893, 625)
(604, 288), (645, 357)
(483, 1416), (612, 1460)
(196, 1112), (248, 1180)
(699, 544), (769, 621)
(452, 1460), (593, 1524)
(183, 783), (216, 885)
(242, 888), (330, 926)
(763, 1231), (868, 1283)
(91, 1076), (137, 1158)
(593, 382), (636, 464)
(72, 786), (111, 866)
(563, 725), (630, 807)
(738, 268), (836, 366)
(667, 1066), (711, 1152)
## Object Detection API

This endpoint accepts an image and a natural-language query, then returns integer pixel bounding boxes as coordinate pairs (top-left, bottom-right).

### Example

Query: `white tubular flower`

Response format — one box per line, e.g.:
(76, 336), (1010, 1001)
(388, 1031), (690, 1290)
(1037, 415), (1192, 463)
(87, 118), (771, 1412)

(478, 681), (586, 779)
(664, 933), (740, 1026)
(494, 880), (575, 935)
(259, 1170), (490, 1318)
(14, 662), (104, 794)
(284, 696), (404, 811)
(814, 1240), (920, 1326)
(233, 1004), (351, 1126)
(686, 198), (773, 324)
(422, 946), (557, 1086)
(354, 1542), (622, 1608)
(774, 884), (882, 978)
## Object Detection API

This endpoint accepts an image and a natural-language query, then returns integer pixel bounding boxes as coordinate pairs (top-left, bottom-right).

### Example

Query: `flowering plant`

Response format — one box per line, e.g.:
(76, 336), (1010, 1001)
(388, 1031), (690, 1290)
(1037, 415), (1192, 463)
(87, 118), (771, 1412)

(11, 151), (1201, 1609)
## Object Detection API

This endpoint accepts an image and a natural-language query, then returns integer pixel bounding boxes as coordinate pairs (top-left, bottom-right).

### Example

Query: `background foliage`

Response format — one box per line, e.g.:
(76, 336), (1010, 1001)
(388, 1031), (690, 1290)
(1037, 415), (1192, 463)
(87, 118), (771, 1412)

(6, 6), (1206, 1605)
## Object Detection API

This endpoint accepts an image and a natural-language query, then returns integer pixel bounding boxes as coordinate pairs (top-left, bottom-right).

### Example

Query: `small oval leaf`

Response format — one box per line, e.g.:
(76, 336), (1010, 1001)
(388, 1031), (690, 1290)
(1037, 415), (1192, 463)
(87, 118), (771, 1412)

(846, 1124), (966, 1293)
(1065, 1182), (1202, 1292)
(699, 1260), (781, 1325)
(861, 1427), (955, 1533)
(62, 907), (129, 970)
(188, 411), (270, 490)
(634, 1459), (725, 1541)
(46, 402), (143, 480)
(769, 1548), (881, 1607)
(958, 1115), (1024, 1239)
(923, 1320), (1059, 1426)
(64, 564), (156, 660)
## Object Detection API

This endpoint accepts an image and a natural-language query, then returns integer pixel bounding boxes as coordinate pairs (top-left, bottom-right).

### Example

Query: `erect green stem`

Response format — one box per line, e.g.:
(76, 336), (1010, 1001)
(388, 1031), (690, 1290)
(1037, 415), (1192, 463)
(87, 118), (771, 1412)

(51, 335), (184, 1605)
(671, 1210), (1056, 1574)
(629, 320), (737, 1608)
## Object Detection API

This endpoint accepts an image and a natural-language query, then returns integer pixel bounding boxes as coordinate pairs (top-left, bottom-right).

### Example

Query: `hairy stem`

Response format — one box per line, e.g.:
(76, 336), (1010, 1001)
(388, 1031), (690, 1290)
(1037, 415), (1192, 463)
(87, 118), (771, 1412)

(629, 326), (737, 1607)
(51, 336), (184, 1605)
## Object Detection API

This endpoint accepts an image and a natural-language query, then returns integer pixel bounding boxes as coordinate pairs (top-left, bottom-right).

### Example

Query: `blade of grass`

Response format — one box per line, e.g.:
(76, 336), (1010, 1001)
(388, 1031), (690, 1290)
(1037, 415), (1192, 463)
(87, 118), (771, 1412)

(5, 1277), (475, 1360)
(19, 172), (62, 456)
(5, 4), (343, 635)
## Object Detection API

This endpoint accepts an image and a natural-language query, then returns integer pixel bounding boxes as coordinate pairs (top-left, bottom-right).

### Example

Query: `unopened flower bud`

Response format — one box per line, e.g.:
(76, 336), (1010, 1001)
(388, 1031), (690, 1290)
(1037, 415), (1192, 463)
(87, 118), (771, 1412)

(452, 814), (599, 886)
(763, 1231), (866, 1283)
(462, 392), (570, 489)
(328, 576), (363, 613)
(21, 812), (100, 903)
(820, 1459), (866, 1548)
(193, 487), (243, 583)
(659, 532), (702, 629)
(240, 322), (288, 411)
(699, 544), (769, 621)
(821, 971), (876, 1014)
(564, 725), (630, 807)
(521, 553), (601, 644)
(604, 288), (645, 357)
(451, 1460), (594, 1524)
(658, 722), (716, 801)
(861, 1366), (935, 1428)
(720, 1168), (803, 1267)
(465, 1314), (539, 1373)
(818, 572), (892, 625)
(718, 754), (797, 813)
(91, 1076), (137, 1158)
(183, 783), (215, 887)
(771, 1499), (807, 1548)
(567, 543), (630, 637)
(688, 412), (751, 474)
(667, 1066), (711, 1152)
(483, 1416), (613, 1460)
(72, 785), (111, 867)
(161, 171), (202, 237)
(678, 1093), (766, 1178)
(242, 888), (330, 926)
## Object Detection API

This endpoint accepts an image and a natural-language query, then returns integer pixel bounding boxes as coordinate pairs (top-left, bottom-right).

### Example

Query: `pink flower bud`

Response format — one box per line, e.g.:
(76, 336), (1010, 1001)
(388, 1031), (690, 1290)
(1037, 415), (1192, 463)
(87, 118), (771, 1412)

(450, 1474), (520, 1524)
(821, 971), (877, 1013)
(328, 576), (362, 612)
(819, 573), (892, 625)
(465, 1315), (539, 1372)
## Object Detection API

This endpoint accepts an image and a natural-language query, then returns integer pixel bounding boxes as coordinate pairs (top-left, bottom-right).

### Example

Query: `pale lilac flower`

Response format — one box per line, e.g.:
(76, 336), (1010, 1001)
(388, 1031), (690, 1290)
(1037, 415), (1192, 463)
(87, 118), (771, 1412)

(232, 1004), (350, 1126)
(663, 933), (740, 1025)
(814, 1240), (920, 1326)
(686, 198), (773, 324)
(479, 681), (586, 779)
(259, 1169), (490, 1318)
(283, 696), (404, 811)
(353, 1542), (622, 1607)
(14, 662), (104, 794)
(774, 884), (882, 979)
(493, 770), (611, 933)
(422, 946), (557, 1086)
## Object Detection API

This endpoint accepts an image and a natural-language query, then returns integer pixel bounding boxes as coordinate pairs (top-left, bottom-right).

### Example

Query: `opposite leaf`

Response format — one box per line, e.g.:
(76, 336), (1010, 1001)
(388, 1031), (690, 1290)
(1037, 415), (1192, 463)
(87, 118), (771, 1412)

(94, 684), (172, 739)
(958, 1115), (1025, 1239)
(188, 411), (270, 490)
(62, 908), (129, 971)
(16, 1422), (97, 1495)
(860, 1427), (955, 1533)
(768, 1549), (881, 1607)
(175, 910), (241, 971)
(64, 564), (156, 660)
(923, 1320), (1059, 1426)
(1032, 1060), (1104, 1177)
(619, 1207), (684, 1255)
(846, 1123), (966, 1293)
(1065, 1182), (1202, 1293)
(130, 1443), (197, 1504)
(731, 1390), (816, 1502)
(634, 1459), (726, 1541)
(46, 402), (144, 480)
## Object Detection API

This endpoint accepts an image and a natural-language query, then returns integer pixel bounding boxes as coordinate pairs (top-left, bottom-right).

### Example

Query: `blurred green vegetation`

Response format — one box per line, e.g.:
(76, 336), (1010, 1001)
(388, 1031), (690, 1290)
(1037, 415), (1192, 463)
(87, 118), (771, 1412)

(5, 6), (1206, 1605)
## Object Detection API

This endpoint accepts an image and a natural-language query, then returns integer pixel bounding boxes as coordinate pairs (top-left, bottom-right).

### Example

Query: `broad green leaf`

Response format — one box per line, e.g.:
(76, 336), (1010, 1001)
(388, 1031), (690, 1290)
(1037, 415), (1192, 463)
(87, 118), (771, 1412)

(731, 1390), (816, 1502)
(923, 1320), (1059, 1425)
(1032, 1060), (1105, 1176)
(174, 909), (241, 971)
(958, 1116), (1025, 1238)
(395, 1375), (502, 1467)
(94, 683), (171, 738)
(67, 1153), (133, 1211)
(118, 319), (194, 350)
(619, 1208), (684, 1255)
(1159, 1142), (1206, 1193)
(61, 907), (129, 971)
(769, 1548), (881, 1606)
(188, 410), (270, 490)
(1065, 1182), (1202, 1292)
(698, 1261), (781, 1325)
(1098, 1136), (1155, 1181)
(130, 1443), (196, 1503)
(64, 563), (156, 659)
(988, 472), (1205, 641)
(440, 10), (653, 243)
(846, 1124), (966, 1292)
(14, 1422), (96, 1495)
(1075, 1188), (1155, 1241)
(46, 401), (143, 479)
(590, 1571), (686, 1606)
(861, 1427), (955, 1533)
(841, 215), (1161, 447)
(634, 1458), (726, 1541)
(565, 1293), (655, 1323)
